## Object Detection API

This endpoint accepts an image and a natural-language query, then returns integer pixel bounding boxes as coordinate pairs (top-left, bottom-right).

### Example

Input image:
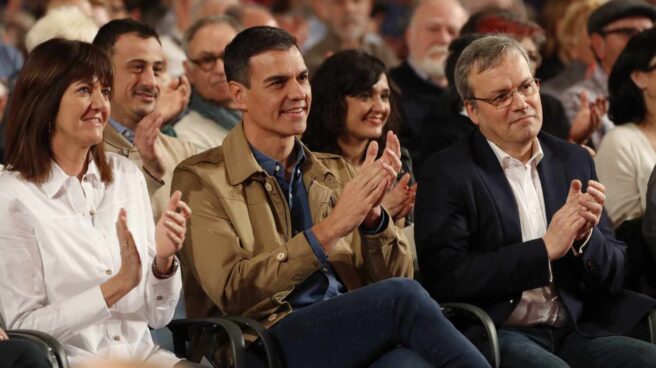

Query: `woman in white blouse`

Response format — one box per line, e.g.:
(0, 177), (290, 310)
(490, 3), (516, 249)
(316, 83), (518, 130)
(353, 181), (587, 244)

(596, 28), (656, 228)
(0, 39), (192, 366)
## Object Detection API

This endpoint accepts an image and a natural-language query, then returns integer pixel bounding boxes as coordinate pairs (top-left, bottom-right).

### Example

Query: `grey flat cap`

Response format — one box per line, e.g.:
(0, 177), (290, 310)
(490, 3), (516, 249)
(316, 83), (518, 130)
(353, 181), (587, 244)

(588, 0), (656, 34)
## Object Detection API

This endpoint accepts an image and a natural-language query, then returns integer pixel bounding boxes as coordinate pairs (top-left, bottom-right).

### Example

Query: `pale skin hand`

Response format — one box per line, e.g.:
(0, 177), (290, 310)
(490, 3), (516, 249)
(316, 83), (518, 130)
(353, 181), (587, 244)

(382, 173), (417, 222)
(154, 190), (192, 273)
(134, 112), (165, 181)
(312, 137), (399, 254)
(573, 180), (606, 241)
(100, 208), (142, 307)
(0, 327), (8, 341)
(569, 91), (607, 145)
(542, 180), (589, 260)
(156, 75), (191, 124)
(100, 192), (191, 307)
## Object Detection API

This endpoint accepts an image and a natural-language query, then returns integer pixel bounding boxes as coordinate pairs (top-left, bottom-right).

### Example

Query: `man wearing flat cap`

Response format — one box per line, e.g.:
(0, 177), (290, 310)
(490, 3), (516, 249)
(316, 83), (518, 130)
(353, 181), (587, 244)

(561, 0), (656, 147)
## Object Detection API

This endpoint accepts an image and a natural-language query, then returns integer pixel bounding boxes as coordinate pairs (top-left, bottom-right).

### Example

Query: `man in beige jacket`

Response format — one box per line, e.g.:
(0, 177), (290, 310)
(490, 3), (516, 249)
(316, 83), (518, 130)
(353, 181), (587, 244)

(93, 19), (198, 220)
(171, 26), (489, 368)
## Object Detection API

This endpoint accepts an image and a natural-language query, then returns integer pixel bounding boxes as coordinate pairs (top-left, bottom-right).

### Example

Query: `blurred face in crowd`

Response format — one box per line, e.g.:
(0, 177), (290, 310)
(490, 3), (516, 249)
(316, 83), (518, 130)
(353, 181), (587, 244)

(591, 16), (654, 74)
(406, 0), (468, 84)
(343, 73), (391, 142)
(465, 50), (542, 156)
(230, 47), (311, 139)
(107, 0), (127, 19)
(184, 22), (238, 107)
(53, 77), (111, 150)
(323, 0), (372, 44)
(109, 33), (165, 129)
(519, 37), (541, 76)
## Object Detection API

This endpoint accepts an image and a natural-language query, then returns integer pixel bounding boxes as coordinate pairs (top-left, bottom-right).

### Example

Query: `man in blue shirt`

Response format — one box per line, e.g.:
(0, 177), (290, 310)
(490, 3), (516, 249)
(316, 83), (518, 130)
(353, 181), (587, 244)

(172, 26), (490, 367)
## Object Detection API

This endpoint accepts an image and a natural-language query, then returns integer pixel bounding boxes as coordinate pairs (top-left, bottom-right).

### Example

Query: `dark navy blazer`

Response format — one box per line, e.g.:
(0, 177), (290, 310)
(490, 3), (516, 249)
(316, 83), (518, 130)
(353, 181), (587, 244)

(416, 128), (656, 338)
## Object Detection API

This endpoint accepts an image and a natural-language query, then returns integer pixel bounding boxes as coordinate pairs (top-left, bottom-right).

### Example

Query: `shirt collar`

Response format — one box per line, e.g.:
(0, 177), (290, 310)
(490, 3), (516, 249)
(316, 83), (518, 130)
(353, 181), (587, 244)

(109, 118), (135, 143)
(487, 138), (544, 169)
(251, 141), (306, 178)
(406, 58), (434, 85)
(41, 154), (101, 198)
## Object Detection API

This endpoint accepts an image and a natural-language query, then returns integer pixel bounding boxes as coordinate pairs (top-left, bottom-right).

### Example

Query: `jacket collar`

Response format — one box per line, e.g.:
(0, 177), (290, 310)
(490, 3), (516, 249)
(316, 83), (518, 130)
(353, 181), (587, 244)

(103, 122), (133, 152)
(223, 122), (337, 187)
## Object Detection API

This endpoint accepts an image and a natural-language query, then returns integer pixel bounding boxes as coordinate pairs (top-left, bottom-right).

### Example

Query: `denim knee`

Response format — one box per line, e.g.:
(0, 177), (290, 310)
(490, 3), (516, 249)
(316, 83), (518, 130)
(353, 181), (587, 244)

(379, 277), (437, 307)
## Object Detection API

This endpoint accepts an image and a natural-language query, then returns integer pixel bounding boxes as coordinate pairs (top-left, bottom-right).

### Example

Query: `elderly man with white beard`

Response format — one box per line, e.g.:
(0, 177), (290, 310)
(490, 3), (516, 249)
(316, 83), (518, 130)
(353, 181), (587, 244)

(390, 0), (468, 167)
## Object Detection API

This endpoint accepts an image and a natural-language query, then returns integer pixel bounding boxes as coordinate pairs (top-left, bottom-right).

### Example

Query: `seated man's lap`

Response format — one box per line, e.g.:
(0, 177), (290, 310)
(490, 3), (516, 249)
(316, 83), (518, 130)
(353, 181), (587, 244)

(491, 326), (656, 368)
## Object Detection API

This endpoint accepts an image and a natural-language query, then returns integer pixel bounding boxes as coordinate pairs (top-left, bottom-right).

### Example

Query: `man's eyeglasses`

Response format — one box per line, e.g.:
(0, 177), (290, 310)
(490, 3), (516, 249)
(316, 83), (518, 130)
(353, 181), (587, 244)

(466, 78), (540, 109)
(600, 27), (644, 38)
(189, 53), (223, 72)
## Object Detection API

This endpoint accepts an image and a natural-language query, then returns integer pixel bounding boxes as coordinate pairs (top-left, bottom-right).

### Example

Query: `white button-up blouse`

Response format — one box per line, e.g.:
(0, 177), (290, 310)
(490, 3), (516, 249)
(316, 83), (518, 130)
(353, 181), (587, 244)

(0, 153), (182, 366)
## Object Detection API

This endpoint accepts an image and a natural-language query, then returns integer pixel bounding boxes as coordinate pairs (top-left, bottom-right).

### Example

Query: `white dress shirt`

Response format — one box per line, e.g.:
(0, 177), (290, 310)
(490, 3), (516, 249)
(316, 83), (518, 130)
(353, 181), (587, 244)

(487, 139), (569, 327)
(0, 153), (182, 367)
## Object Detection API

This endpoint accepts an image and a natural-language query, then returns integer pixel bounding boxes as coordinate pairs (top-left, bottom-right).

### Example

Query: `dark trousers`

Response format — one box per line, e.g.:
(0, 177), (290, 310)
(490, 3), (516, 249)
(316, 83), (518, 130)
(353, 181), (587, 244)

(246, 278), (490, 368)
(483, 325), (656, 368)
(0, 339), (51, 368)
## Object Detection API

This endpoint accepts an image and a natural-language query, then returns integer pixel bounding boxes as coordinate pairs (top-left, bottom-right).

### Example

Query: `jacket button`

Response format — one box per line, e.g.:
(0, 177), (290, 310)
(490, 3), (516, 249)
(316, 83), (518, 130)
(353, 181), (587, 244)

(268, 313), (277, 321)
(276, 252), (286, 261)
(264, 182), (273, 192)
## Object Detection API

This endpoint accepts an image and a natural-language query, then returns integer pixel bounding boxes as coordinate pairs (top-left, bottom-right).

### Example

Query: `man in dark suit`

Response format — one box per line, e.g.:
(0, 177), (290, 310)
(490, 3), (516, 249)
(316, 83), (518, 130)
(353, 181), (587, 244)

(390, 0), (468, 166)
(416, 34), (656, 368)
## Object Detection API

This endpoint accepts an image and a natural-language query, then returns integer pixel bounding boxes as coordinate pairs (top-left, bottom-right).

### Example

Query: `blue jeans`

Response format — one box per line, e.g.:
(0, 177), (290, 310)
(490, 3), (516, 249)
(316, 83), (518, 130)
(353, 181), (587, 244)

(488, 325), (656, 368)
(245, 278), (490, 368)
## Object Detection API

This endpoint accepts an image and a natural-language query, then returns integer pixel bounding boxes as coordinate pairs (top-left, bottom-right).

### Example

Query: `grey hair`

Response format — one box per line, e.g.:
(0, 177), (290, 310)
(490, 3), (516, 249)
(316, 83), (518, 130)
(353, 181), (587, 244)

(183, 15), (242, 55)
(454, 34), (530, 105)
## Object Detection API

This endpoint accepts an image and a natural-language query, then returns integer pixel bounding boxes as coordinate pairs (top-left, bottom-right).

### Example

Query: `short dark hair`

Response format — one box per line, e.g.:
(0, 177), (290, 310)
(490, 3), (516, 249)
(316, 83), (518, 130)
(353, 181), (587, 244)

(93, 18), (160, 54)
(224, 26), (297, 87)
(608, 27), (656, 125)
(4, 38), (113, 184)
(303, 50), (400, 157)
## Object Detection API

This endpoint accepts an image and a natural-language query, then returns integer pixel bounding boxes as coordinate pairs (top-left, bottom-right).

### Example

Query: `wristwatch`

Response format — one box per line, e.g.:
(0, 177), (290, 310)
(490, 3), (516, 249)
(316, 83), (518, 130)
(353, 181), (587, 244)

(152, 256), (179, 279)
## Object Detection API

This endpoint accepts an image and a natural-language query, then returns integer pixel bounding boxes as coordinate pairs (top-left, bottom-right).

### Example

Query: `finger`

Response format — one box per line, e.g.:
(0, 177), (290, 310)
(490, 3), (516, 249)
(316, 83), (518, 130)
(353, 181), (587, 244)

(387, 130), (401, 158)
(167, 190), (182, 211)
(585, 186), (606, 206)
(587, 180), (606, 194)
(567, 179), (582, 201)
(363, 140), (378, 166)
(0, 328), (8, 340)
(116, 208), (128, 247)
(393, 173), (411, 191)
(383, 147), (402, 172)
(408, 182), (418, 194)
(165, 210), (186, 225)
(579, 90), (588, 107)
(164, 220), (185, 236)
(578, 210), (599, 225)
(176, 200), (192, 219)
(579, 200), (602, 216)
(166, 231), (183, 247)
(366, 176), (389, 204)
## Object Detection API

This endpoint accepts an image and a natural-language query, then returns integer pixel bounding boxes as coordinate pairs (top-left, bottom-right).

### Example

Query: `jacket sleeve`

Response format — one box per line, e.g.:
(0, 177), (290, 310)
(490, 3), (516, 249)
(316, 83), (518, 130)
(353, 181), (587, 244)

(359, 213), (414, 281)
(415, 158), (552, 302)
(172, 166), (323, 318)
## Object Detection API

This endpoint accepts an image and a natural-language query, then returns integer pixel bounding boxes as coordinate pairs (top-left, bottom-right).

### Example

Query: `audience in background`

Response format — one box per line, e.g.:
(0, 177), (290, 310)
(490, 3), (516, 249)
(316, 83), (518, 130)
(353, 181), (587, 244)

(93, 19), (197, 221)
(303, 50), (416, 227)
(416, 34), (656, 368)
(175, 15), (241, 151)
(596, 27), (656, 228)
(225, 2), (278, 28)
(24, 5), (98, 53)
(390, 0), (468, 167)
(541, 0), (607, 97)
(560, 0), (656, 148)
(0, 38), (191, 367)
(303, 0), (399, 73)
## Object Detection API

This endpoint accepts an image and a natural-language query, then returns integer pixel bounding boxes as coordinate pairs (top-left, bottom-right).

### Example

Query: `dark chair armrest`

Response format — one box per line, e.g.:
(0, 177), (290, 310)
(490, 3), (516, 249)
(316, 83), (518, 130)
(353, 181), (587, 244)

(648, 309), (656, 344)
(7, 329), (70, 368)
(442, 302), (500, 368)
(168, 318), (246, 367)
(221, 316), (282, 368)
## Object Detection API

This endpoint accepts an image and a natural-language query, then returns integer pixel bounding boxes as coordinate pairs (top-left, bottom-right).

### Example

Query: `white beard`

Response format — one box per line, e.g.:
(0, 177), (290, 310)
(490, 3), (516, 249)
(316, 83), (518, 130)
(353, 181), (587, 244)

(415, 45), (448, 79)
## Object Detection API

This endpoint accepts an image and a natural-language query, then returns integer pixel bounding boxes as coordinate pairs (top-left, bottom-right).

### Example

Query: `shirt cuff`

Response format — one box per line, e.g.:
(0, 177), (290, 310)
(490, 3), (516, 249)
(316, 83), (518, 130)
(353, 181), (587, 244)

(147, 258), (182, 302)
(304, 229), (328, 264)
(359, 210), (388, 235)
(571, 229), (593, 256)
